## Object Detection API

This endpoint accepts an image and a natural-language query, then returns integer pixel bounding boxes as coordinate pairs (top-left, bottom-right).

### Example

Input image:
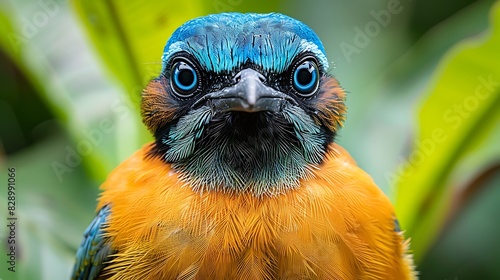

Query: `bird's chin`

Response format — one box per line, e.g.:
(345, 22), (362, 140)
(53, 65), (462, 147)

(208, 97), (288, 113)
(208, 109), (295, 144)
(150, 104), (332, 195)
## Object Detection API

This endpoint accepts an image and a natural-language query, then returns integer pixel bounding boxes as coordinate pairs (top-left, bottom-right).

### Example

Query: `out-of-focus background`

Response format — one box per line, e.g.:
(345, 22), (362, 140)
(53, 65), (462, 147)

(0, 0), (499, 279)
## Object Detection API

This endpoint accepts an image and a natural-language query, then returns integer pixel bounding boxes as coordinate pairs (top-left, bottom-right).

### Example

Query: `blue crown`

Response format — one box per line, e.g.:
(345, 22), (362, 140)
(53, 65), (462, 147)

(162, 13), (328, 73)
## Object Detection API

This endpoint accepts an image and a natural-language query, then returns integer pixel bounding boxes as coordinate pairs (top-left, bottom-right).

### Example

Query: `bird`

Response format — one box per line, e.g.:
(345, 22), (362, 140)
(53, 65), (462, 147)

(72, 12), (416, 280)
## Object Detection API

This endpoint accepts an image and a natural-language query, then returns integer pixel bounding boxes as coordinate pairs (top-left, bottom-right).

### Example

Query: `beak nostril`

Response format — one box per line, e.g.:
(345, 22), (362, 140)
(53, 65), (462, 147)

(257, 73), (266, 83)
(234, 72), (242, 83)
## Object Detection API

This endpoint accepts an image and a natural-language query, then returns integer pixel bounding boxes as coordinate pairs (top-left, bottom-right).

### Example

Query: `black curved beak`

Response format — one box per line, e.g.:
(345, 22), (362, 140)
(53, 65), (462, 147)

(193, 68), (296, 113)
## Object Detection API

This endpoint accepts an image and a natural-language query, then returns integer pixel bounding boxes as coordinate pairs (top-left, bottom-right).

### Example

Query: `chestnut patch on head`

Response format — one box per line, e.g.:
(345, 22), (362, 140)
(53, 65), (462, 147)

(310, 76), (346, 132)
(141, 76), (182, 134)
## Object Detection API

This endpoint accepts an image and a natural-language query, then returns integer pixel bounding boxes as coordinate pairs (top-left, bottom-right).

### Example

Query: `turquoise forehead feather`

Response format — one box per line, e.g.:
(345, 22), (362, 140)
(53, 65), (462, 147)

(162, 13), (328, 73)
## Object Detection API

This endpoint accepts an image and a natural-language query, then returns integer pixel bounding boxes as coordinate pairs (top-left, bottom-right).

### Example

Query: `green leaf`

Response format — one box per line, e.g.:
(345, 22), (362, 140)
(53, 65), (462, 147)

(0, 133), (99, 280)
(395, 2), (500, 263)
(417, 166), (500, 278)
(72, 1), (204, 103)
(0, 0), (150, 180)
(329, 0), (493, 195)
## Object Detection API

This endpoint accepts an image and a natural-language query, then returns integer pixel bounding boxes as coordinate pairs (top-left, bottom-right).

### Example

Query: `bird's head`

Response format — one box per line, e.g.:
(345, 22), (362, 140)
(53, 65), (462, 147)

(142, 13), (346, 196)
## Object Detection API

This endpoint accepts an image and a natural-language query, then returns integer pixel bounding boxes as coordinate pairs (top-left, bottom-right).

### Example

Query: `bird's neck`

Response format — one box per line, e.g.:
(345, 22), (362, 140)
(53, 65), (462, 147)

(152, 107), (333, 196)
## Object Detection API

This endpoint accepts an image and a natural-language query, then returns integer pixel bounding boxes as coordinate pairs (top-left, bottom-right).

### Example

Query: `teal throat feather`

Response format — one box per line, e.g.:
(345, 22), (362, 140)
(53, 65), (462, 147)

(161, 104), (330, 195)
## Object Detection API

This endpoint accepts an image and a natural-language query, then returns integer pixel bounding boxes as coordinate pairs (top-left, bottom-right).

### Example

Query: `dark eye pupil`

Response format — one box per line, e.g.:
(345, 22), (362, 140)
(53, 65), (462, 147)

(178, 68), (194, 86)
(297, 68), (312, 86)
(171, 60), (198, 96)
(292, 60), (318, 96)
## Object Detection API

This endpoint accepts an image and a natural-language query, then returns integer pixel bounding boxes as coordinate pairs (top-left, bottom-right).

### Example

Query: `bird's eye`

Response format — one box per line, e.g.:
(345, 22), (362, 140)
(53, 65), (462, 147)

(171, 59), (198, 97)
(292, 59), (319, 97)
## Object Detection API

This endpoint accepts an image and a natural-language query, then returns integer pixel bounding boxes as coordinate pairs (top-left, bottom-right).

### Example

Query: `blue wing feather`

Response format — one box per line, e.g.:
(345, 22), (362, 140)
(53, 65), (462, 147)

(71, 205), (114, 280)
(394, 218), (402, 232)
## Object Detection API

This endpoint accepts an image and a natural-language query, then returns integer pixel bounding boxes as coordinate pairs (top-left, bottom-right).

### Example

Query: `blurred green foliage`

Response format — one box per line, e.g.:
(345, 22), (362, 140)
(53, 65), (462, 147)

(0, 0), (499, 279)
(396, 3), (500, 262)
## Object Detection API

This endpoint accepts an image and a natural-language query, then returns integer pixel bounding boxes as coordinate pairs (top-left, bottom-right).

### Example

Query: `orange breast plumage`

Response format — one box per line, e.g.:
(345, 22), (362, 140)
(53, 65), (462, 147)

(95, 143), (415, 279)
